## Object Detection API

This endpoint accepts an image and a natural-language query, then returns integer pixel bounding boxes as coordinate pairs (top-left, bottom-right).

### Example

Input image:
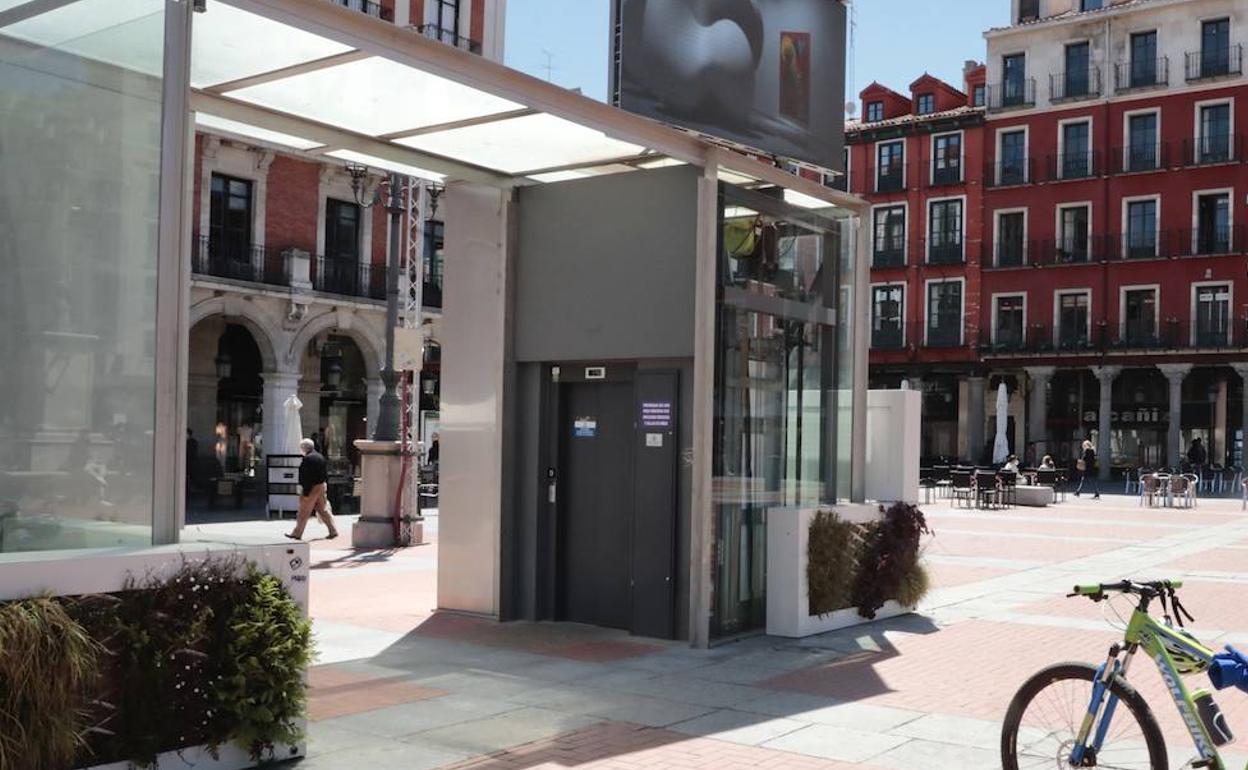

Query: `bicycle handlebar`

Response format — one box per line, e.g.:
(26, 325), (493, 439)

(1068, 579), (1184, 600)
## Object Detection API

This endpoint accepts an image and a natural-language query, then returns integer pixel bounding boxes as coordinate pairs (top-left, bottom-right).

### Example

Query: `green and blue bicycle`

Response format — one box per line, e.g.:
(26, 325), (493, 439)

(1001, 579), (1248, 770)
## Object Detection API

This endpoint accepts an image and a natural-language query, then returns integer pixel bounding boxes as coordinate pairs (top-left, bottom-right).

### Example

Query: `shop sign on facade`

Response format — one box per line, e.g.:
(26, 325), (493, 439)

(1081, 408), (1169, 424)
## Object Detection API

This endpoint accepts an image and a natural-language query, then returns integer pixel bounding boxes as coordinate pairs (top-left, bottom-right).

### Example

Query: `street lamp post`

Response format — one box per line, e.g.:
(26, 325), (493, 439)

(346, 164), (404, 442)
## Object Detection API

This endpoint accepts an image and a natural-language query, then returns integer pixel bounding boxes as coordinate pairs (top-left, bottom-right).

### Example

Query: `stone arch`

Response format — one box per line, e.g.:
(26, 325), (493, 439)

(287, 309), (383, 378)
(189, 295), (281, 372)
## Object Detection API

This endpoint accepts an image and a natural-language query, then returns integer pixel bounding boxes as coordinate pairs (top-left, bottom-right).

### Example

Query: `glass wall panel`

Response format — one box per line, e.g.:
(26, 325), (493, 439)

(0, 0), (166, 553)
(712, 185), (847, 638)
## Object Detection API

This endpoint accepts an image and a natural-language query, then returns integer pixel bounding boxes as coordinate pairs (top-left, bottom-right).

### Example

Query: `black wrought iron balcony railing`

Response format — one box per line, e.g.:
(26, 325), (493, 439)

(1114, 58), (1170, 91)
(986, 78), (1036, 111)
(1032, 235), (1111, 266)
(929, 161), (963, 187)
(415, 23), (483, 54)
(924, 322), (965, 348)
(329, 0), (393, 21)
(1186, 45), (1243, 81)
(927, 240), (964, 265)
(873, 166), (905, 193)
(1183, 135), (1244, 166)
(992, 239), (1030, 268)
(870, 326), (906, 351)
(1191, 225), (1245, 256)
(194, 236), (289, 286)
(872, 248), (906, 269)
(1046, 150), (1100, 181)
(314, 255), (387, 300)
(979, 318), (1248, 357)
(1110, 142), (1168, 174)
(985, 157), (1033, 187)
(1050, 67), (1102, 101)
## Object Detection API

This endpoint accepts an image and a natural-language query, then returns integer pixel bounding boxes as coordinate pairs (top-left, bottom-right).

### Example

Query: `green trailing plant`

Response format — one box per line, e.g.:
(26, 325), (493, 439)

(214, 568), (313, 761)
(852, 502), (932, 619)
(0, 596), (102, 770)
(806, 510), (863, 617)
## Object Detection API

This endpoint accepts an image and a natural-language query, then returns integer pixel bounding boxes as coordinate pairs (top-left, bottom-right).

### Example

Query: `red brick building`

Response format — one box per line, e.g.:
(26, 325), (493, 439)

(857, 0), (1248, 479)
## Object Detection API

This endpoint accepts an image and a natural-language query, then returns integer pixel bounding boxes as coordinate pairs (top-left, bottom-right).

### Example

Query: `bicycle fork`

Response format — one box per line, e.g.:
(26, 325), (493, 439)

(1070, 644), (1131, 766)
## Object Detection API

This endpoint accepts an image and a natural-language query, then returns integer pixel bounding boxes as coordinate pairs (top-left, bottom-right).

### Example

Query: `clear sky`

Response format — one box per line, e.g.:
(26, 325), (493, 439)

(504, 0), (1010, 111)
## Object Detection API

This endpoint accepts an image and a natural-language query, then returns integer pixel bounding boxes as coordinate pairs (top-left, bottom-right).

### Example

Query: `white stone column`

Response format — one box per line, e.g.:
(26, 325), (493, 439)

(261, 372), (301, 459)
(365, 377), (384, 440)
(1091, 366), (1120, 479)
(965, 376), (986, 465)
(1024, 367), (1055, 465)
(1158, 363), (1191, 469)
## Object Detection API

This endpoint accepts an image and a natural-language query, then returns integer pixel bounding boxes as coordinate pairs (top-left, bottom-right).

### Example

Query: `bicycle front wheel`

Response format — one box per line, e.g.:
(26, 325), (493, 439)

(1001, 662), (1167, 770)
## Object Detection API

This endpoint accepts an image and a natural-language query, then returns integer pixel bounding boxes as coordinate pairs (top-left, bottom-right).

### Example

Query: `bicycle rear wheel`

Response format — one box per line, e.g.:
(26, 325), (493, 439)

(1001, 662), (1167, 770)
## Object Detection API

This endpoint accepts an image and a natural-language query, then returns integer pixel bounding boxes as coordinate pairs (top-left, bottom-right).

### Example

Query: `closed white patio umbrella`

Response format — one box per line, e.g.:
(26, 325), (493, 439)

(281, 393), (304, 455)
(992, 382), (1010, 464)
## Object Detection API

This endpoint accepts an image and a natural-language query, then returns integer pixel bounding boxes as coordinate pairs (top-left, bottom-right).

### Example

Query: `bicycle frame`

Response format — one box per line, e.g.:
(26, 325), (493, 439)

(1072, 606), (1222, 768)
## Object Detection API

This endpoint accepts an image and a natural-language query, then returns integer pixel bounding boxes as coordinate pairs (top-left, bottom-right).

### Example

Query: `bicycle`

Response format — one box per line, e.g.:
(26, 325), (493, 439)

(1001, 579), (1248, 770)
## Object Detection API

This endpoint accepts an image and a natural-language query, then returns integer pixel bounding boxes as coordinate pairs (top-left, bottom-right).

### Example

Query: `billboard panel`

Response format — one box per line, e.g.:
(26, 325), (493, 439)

(612, 0), (846, 171)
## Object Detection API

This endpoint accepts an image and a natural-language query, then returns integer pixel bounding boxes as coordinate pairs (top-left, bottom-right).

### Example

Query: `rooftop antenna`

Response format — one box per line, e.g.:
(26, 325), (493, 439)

(846, 0), (857, 99)
(539, 49), (557, 82)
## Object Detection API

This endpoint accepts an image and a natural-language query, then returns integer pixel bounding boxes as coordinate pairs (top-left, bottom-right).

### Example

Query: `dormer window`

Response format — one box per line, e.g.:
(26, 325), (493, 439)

(916, 93), (935, 115)
(866, 101), (884, 122)
(972, 84), (986, 106)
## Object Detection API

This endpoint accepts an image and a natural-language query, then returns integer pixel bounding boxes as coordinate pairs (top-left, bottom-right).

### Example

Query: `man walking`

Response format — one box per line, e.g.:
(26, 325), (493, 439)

(286, 438), (338, 540)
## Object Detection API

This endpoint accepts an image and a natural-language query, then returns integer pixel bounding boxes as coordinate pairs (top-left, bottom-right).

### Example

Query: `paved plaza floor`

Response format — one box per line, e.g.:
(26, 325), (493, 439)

(191, 494), (1248, 770)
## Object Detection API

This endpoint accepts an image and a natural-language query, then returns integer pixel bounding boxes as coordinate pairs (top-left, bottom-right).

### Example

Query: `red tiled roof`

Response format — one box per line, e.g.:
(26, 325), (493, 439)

(987, 0), (1157, 33)
(847, 104), (983, 133)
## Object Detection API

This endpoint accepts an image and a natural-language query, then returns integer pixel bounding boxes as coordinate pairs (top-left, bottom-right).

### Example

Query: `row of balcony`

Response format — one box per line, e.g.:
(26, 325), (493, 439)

(192, 236), (444, 308)
(872, 226), (1243, 270)
(871, 319), (1248, 355)
(865, 136), (1242, 195)
(322, 1), (484, 53)
(986, 46), (1243, 111)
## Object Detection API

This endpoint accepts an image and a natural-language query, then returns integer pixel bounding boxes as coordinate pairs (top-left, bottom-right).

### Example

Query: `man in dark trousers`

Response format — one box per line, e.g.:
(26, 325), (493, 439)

(286, 438), (338, 540)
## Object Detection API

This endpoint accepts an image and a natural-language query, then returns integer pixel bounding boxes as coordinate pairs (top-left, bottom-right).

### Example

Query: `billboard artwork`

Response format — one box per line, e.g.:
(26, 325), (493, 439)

(613, 0), (846, 171)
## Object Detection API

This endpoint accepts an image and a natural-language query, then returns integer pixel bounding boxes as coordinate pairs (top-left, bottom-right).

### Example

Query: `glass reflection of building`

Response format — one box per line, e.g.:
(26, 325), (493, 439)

(712, 185), (855, 639)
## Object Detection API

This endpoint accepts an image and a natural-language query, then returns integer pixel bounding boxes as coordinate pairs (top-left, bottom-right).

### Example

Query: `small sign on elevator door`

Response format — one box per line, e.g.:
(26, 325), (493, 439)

(573, 417), (597, 437)
(645, 433), (664, 447)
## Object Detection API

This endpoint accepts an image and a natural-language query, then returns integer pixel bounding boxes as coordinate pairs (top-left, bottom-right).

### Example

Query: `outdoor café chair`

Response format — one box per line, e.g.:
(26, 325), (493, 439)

(950, 470), (975, 508)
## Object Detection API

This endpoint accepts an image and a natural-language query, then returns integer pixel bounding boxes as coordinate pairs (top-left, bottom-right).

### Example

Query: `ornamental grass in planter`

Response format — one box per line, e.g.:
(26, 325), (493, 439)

(0, 559), (312, 770)
(806, 503), (932, 621)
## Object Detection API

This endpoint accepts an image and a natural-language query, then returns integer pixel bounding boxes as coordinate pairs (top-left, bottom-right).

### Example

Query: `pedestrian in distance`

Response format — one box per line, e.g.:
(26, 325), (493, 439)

(1075, 438), (1099, 499)
(286, 437), (338, 540)
(1039, 454), (1056, 471)
(1188, 437), (1207, 470)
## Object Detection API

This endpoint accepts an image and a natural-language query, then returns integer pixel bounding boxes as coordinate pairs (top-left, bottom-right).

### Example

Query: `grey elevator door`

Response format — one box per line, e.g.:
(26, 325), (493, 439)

(559, 380), (633, 630)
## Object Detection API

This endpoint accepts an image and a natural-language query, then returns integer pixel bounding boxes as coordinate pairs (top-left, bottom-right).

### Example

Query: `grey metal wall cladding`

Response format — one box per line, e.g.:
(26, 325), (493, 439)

(514, 166), (698, 362)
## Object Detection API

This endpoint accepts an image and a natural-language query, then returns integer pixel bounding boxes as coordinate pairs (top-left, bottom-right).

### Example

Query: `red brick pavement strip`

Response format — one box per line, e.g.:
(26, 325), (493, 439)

(308, 664), (447, 721)
(1162, 547), (1248, 574)
(310, 567), (438, 633)
(413, 613), (666, 662)
(1016, 579), (1248, 637)
(926, 562), (1014, 590)
(926, 504), (1239, 527)
(438, 721), (878, 770)
(925, 515), (1182, 542)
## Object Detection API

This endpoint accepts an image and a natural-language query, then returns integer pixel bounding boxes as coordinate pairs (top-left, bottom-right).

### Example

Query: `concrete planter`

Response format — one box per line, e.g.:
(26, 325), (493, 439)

(0, 534), (310, 770)
(766, 504), (916, 638)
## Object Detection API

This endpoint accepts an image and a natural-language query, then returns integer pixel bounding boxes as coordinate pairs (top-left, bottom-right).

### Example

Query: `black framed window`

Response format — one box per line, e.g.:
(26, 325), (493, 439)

(997, 211), (1025, 266)
(995, 296), (1025, 348)
(1127, 112), (1159, 171)
(973, 84), (986, 106)
(876, 141), (904, 191)
(1057, 292), (1089, 348)
(1126, 199), (1157, 258)
(866, 101), (884, 122)
(208, 173), (253, 264)
(1195, 284), (1231, 346)
(434, 0), (461, 34)
(325, 199), (361, 262)
(932, 133), (962, 185)
(916, 93), (935, 115)
(1000, 129), (1027, 184)
(928, 199), (963, 264)
(1058, 205), (1090, 262)
(1081, 0), (1103, 10)
(871, 285), (904, 349)
(872, 206), (906, 267)
(1130, 31), (1158, 87)
(1202, 18), (1231, 76)
(926, 281), (962, 346)
(1064, 42), (1091, 97)
(1003, 54), (1027, 106)
(1198, 103), (1231, 162)
(1123, 289), (1157, 345)
(1196, 193), (1231, 254)
(1061, 120), (1091, 178)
